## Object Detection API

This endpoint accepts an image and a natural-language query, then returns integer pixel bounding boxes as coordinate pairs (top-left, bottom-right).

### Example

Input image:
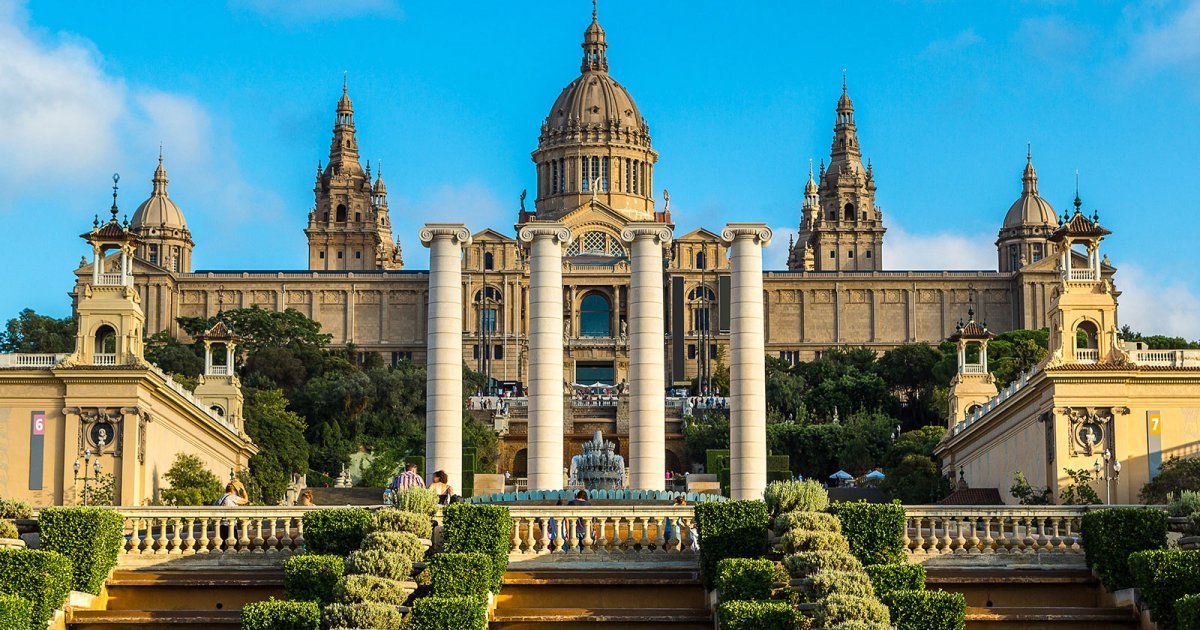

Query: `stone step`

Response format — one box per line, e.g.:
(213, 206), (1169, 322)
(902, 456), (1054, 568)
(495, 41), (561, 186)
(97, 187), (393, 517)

(103, 570), (283, 611)
(496, 584), (706, 610)
(926, 568), (1102, 608)
(964, 606), (1139, 630)
(489, 607), (712, 630)
(68, 609), (242, 630)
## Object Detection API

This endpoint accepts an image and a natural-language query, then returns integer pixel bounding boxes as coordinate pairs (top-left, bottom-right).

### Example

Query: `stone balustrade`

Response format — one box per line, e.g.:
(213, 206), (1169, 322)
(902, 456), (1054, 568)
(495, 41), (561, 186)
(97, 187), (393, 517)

(903, 506), (1110, 565)
(0, 353), (69, 368)
(505, 506), (697, 563)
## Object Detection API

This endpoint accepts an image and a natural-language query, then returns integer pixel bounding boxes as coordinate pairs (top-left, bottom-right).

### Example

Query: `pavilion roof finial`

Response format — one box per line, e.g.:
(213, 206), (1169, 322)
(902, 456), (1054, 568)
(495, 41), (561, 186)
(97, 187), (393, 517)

(110, 173), (120, 221)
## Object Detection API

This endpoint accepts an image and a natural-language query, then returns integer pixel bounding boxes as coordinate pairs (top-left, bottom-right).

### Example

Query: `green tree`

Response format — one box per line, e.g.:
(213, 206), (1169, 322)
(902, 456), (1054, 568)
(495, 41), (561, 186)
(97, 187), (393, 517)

(838, 411), (896, 474)
(878, 343), (942, 425)
(1119, 325), (1200, 349)
(177, 306), (332, 356)
(1060, 468), (1102, 505)
(244, 389), (310, 504)
(1140, 456), (1200, 503)
(144, 330), (203, 377)
(683, 411), (730, 469)
(884, 454), (950, 503)
(884, 425), (945, 469)
(765, 355), (807, 421)
(159, 453), (224, 505)
(463, 415), (499, 472)
(1009, 471), (1052, 505)
(988, 329), (1049, 387)
(767, 422), (845, 480)
(0, 308), (76, 353)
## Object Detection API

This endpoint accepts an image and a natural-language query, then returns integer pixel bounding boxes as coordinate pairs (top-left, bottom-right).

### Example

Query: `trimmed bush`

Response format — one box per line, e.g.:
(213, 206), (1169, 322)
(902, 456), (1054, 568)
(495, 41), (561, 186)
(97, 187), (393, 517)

(408, 595), (488, 630)
(0, 499), (32, 519)
(1175, 593), (1200, 630)
(815, 593), (890, 625)
(362, 531), (426, 562)
(302, 508), (372, 556)
(1129, 549), (1200, 630)
(0, 594), (31, 630)
(38, 507), (124, 594)
(321, 601), (405, 630)
(716, 558), (775, 601)
(0, 548), (73, 630)
(783, 551), (863, 578)
(865, 563), (926, 596)
(782, 529), (850, 555)
(0, 520), (18, 539)
(695, 500), (770, 589)
(1081, 508), (1168, 592)
(429, 552), (493, 598)
(716, 600), (802, 630)
(801, 570), (875, 601)
(392, 487), (439, 516)
(775, 511), (840, 535)
(828, 623), (891, 630)
(881, 589), (966, 630)
(372, 509), (433, 539)
(345, 549), (413, 581)
(827, 501), (906, 566)
(332, 574), (413, 606)
(764, 479), (829, 517)
(442, 504), (512, 593)
(283, 554), (344, 605)
(240, 598), (320, 630)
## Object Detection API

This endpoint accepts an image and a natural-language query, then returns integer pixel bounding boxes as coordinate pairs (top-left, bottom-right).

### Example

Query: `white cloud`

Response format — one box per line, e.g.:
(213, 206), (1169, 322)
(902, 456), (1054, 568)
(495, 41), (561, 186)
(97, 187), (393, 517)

(920, 28), (984, 58)
(1012, 15), (1092, 64)
(390, 181), (509, 266)
(763, 226), (797, 270)
(1129, 0), (1200, 71)
(884, 224), (995, 270)
(1114, 263), (1200, 341)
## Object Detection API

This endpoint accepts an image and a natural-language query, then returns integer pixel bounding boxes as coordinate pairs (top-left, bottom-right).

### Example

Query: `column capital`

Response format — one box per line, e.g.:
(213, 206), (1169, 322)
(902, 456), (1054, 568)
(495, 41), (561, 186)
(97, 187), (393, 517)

(619, 223), (673, 246)
(419, 223), (472, 248)
(516, 222), (571, 247)
(721, 223), (773, 247)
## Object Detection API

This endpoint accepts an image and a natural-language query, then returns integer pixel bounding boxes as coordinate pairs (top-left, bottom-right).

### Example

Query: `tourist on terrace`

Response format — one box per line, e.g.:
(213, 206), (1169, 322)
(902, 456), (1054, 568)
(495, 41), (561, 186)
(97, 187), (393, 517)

(391, 462), (425, 493)
(568, 490), (591, 549)
(429, 469), (456, 504)
(296, 489), (314, 506)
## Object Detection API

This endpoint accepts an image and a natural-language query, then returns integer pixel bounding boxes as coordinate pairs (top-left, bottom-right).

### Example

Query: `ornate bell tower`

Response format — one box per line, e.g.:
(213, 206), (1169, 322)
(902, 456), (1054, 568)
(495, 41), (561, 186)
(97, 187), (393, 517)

(1045, 198), (1118, 367)
(946, 310), (998, 425)
(193, 322), (245, 431)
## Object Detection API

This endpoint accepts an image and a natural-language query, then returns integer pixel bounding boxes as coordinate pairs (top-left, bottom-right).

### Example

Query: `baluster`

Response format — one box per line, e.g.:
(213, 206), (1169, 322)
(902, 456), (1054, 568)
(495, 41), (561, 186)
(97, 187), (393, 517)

(595, 516), (609, 554)
(982, 516), (995, 554)
(1034, 515), (1047, 553)
(266, 519), (279, 553)
(196, 516), (211, 553)
(638, 516), (652, 552)
(278, 516), (292, 552)
(582, 516), (596, 554)
(1050, 515), (1063, 552)
(567, 513), (580, 554)
(951, 516), (965, 554)
(223, 516), (235, 552)
(654, 515), (667, 553)
(902, 515), (913, 555)
(166, 518), (180, 555)
(295, 517), (306, 552)
(912, 516), (926, 555)
(139, 517), (153, 554)
(151, 518), (165, 554)
(537, 515), (551, 554)
(524, 517), (537, 554)
(1065, 516), (1079, 553)
(511, 517), (522, 553)
(1016, 516), (1029, 553)
(966, 515), (981, 554)
(252, 517), (266, 553)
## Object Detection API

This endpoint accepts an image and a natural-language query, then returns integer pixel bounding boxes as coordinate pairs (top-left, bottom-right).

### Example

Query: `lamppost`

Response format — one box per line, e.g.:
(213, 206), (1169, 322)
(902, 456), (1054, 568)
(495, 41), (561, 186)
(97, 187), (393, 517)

(1093, 449), (1122, 504)
(73, 433), (107, 506)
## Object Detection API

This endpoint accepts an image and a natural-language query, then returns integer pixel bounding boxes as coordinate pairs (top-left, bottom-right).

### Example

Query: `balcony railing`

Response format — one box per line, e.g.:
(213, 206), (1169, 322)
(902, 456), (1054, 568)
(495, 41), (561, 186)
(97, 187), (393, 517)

(209, 365), (230, 376)
(94, 353), (117, 366)
(97, 273), (126, 286)
(961, 364), (987, 374)
(1067, 269), (1097, 282)
(0, 353), (69, 368)
(1129, 348), (1200, 368)
(1075, 349), (1099, 363)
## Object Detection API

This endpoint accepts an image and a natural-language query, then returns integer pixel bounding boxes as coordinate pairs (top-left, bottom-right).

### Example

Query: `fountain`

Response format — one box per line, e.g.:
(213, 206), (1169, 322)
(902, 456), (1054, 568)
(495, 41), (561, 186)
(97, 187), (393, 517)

(568, 431), (626, 490)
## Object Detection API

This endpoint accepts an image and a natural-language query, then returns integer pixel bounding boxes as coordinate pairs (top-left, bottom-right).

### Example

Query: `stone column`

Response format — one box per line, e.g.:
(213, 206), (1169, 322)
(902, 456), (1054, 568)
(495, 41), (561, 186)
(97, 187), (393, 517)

(722, 223), (772, 500)
(517, 223), (571, 491)
(420, 224), (472, 487)
(621, 223), (673, 490)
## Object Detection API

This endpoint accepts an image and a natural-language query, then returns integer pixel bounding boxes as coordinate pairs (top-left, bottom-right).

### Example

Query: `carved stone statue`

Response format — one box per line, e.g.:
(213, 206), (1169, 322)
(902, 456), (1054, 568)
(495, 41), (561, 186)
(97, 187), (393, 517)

(619, 318), (627, 340)
(519, 189), (527, 212)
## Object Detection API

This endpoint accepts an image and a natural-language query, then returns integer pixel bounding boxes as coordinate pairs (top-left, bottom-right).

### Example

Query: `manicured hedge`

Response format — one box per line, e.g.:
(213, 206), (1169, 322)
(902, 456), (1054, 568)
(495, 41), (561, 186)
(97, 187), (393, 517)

(0, 499), (32, 519)
(815, 593), (890, 625)
(881, 589), (967, 630)
(302, 508), (372, 556)
(320, 601), (405, 630)
(0, 594), (31, 630)
(783, 550), (862, 578)
(442, 504), (511, 593)
(801, 570), (875, 601)
(782, 529), (850, 555)
(283, 554), (344, 605)
(0, 520), (18, 539)
(1129, 549), (1200, 630)
(764, 479), (829, 517)
(373, 509), (433, 539)
(716, 600), (802, 630)
(38, 507), (125, 594)
(332, 574), (413, 606)
(827, 501), (906, 566)
(408, 595), (488, 630)
(0, 548), (73, 630)
(694, 500), (770, 589)
(865, 563), (926, 596)
(344, 549), (413, 581)
(775, 511), (840, 535)
(392, 487), (439, 517)
(363, 531), (426, 562)
(429, 552), (493, 598)
(240, 598), (320, 630)
(715, 558), (775, 601)
(1175, 593), (1200, 630)
(1081, 508), (1168, 592)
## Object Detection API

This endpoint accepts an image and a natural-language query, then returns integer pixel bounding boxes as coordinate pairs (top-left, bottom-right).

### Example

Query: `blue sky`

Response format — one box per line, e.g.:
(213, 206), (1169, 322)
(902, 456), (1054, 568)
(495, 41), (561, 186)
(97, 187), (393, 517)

(1, 0), (1198, 338)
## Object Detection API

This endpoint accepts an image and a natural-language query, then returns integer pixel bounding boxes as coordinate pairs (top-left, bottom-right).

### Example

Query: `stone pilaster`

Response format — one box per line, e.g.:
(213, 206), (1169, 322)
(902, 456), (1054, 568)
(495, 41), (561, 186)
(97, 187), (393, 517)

(722, 223), (772, 500)
(420, 224), (472, 487)
(517, 223), (571, 491)
(620, 223), (673, 490)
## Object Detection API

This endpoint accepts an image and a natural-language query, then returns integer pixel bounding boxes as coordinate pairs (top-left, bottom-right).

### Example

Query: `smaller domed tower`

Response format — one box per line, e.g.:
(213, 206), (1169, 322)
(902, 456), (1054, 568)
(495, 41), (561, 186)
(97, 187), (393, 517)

(946, 310), (998, 425)
(129, 150), (193, 272)
(1045, 199), (1119, 367)
(997, 147), (1058, 272)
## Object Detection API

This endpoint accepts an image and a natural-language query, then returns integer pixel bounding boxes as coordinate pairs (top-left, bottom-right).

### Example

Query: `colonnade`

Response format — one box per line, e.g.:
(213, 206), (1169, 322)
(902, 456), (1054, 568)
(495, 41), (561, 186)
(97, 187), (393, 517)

(422, 221), (771, 499)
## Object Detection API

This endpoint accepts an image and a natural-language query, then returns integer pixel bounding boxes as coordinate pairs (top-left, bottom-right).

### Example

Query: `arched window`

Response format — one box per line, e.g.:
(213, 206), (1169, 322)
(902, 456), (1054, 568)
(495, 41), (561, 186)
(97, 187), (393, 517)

(336, 204), (347, 222)
(844, 203), (855, 220)
(1009, 245), (1020, 271)
(483, 252), (494, 270)
(579, 293), (612, 337)
(94, 325), (117, 355)
(1075, 321), (1099, 349)
(696, 251), (707, 269)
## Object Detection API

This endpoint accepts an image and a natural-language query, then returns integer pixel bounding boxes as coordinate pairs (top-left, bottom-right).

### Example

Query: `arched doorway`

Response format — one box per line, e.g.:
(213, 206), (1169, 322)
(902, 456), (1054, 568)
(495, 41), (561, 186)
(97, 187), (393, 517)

(512, 449), (528, 478)
(94, 325), (117, 355)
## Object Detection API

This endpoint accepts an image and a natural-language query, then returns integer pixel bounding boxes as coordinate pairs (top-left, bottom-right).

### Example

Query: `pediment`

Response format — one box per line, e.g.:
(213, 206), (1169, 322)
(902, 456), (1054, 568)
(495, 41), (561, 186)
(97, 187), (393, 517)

(471, 228), (514, 243)
(676, 227), (722, 242)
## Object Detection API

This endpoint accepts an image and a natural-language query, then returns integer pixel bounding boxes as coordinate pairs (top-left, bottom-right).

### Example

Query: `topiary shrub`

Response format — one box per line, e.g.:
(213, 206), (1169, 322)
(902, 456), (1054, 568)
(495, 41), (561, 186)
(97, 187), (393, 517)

(783, 550), (863, 578)
(344, 550), (413, 581)
(1129, 549), (1200, 630)
(0, 548), (73, 630)
(302, 508), (372, 556)
(442, 504), (511, 593)
(362, 531), (426, 562)
(695, 500), (770, 589)
(800, 570), (875, 602)
(815, 593), (890, 625)
(1082, 508), (1168, 592)
(429, 552), (493, 598)
(332, 574), (413, 606)
(0, 594), (31, 630)
(321, 601), (405, 630)
(372, 509), (433, 539)
(408, 595), (488, 630)
(1175, 593), (1200, 630)
(392, 487), (439, 517)
(0, 499), (33, 519)
(865, 563), (926, 596)
(240, 598), (320, 630)
(283, 555), (344, 605)
(764, 479), (829, 517)
(716, 600), (803, 630)
(775, 511), (840, 535)
(782, 529), (851, 555)
(38, 507), (125, 594)
(881, 589), (966, 630)
(0, 521), (18, 539)
(715, 558), (775, 601)
(827, 501), (906, 566)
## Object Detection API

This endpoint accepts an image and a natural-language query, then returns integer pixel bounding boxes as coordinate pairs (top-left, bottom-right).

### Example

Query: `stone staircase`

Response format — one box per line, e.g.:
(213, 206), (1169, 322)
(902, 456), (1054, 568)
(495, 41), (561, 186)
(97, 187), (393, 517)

(66, 569), (283, 630)
(926, 568), (1139, 630)
(490, 568), (711, 629)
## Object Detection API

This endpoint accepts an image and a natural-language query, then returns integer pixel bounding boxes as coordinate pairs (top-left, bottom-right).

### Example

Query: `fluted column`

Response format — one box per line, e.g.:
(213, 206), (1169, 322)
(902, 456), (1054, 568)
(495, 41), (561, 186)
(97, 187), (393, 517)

(722, 223), (772, 500)
(517, 223), (571, 491)
(420, 224), (472, 487)
(621, 223), (673, 490)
